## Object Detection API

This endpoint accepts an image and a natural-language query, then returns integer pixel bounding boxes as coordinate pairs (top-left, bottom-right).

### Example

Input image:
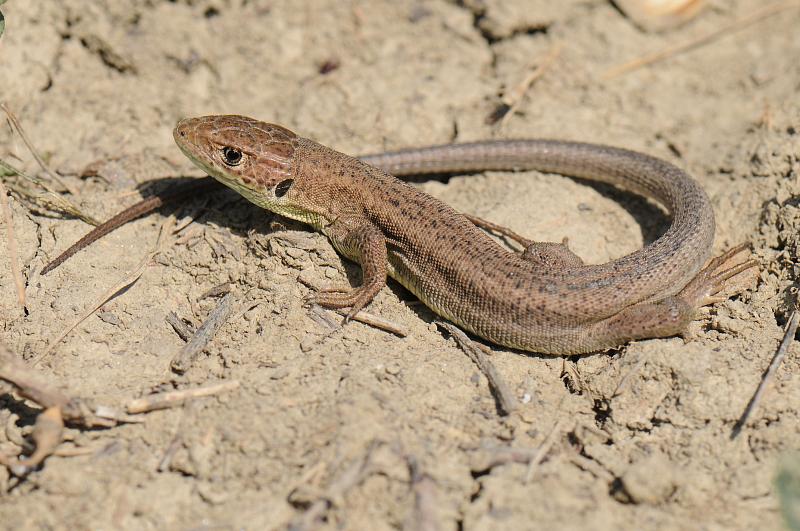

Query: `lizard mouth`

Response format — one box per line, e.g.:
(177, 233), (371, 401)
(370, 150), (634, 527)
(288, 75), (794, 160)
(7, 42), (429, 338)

(173, 116), (278, 210)
(173, 115), (327, 229)
(173, 117), (233, 185)
(173, 118), (204, 165)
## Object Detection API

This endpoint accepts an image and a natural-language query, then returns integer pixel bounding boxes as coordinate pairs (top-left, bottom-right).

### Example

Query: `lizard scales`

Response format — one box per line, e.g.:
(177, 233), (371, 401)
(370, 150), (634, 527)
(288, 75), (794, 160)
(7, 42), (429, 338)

(165, 115), (754, 354)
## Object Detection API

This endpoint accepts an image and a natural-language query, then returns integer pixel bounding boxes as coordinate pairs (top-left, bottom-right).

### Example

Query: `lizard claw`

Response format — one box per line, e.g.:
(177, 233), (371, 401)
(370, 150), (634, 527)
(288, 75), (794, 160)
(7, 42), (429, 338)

(677, 243), (759, 308)
(310, 282), (381, 322)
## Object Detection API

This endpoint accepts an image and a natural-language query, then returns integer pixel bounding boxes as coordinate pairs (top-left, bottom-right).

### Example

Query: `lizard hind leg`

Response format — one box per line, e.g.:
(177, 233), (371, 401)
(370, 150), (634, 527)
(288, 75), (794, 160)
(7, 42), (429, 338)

(464, 213), (584, 268)
(578, 244), (758, 353)
(521, 238), (585, 268)
(675, 242), (759, 308)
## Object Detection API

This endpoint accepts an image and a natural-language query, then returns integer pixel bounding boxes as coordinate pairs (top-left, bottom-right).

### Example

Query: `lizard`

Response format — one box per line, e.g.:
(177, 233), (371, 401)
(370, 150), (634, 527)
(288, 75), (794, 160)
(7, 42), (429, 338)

(170, 115), (758, 354)
(44, 114), (758, 355)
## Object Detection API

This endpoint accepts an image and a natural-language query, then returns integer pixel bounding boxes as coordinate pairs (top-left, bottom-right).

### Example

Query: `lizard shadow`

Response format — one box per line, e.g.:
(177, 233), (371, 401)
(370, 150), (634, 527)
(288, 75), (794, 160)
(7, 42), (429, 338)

(132, 174), (662, 415)
(137, 171), (668, 262)
(138, 174), (670, 327)
(133, 176), (266, 231)
(0, 393), (41, 429)
(572, 177), (668, 247)
(403, 172), (670, 248)
(136, 175), (668, 336)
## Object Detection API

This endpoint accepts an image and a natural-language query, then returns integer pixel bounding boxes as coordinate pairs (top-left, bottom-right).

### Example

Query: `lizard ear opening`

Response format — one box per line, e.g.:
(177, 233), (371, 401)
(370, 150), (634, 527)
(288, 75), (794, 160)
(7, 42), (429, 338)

(274, 179), (294, 198)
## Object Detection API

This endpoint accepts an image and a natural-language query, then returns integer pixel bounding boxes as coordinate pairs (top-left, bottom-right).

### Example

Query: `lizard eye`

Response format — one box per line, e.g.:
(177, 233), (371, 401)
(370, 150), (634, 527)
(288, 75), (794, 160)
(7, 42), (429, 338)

(221, 147), (243, 166)
(274, 179), (293, 198)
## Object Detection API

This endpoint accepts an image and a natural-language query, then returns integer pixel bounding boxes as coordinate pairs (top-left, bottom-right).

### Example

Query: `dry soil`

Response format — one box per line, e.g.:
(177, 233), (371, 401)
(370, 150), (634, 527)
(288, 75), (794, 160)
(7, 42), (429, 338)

(0, 1), (799, 529)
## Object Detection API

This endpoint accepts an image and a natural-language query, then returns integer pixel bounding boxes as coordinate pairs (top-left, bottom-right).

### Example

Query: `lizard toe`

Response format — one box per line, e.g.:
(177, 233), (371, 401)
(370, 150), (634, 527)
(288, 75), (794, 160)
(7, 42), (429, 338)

(677, 245), (759, 308)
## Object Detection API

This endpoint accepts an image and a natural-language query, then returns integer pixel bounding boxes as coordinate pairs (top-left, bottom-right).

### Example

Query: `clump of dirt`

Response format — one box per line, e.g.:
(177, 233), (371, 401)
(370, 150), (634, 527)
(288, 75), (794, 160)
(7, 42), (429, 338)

(755, 102), (800, 313)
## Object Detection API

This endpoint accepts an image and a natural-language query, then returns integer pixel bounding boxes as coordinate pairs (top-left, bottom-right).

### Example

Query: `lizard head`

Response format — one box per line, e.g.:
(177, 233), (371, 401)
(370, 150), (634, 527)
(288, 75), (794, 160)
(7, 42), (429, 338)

(174, 115), (300, 213)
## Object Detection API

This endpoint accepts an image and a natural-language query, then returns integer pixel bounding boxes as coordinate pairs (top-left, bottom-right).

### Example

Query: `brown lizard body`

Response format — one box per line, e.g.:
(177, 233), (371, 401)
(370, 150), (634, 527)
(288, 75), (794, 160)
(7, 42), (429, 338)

(157, 115), (757, 355)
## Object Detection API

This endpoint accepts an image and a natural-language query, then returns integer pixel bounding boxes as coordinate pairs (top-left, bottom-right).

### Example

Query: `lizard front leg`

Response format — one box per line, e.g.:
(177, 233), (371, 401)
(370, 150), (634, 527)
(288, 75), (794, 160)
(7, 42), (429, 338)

(312, 221), (388, 320)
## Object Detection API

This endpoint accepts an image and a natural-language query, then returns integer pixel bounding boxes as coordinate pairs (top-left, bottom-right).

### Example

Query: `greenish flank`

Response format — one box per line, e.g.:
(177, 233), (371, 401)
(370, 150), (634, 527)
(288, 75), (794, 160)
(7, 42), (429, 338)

(777, 454), (800, 531)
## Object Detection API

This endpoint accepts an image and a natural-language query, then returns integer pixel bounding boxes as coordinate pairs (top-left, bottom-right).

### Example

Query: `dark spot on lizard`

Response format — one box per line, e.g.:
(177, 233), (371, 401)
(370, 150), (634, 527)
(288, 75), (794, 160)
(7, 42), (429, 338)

(275, 179), (293, 197)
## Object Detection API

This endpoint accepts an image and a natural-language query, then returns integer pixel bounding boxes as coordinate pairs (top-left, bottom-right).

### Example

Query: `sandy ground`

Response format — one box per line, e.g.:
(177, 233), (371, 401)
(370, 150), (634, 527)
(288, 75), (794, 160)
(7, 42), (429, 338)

(0, 0), (799, 529)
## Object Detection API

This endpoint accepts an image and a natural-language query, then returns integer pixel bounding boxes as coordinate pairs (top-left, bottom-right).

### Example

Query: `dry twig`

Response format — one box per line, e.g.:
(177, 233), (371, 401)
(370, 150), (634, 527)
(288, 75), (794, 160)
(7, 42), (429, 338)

(731, 307), (798, 439)
(166, 311), (196, 342)
(612, 355), (647, 397)
(53, 444), (105, 458)
(1, 103), (79, 195)
(2, 345), (74, 413)
(334, 308), (408, 337)
(40, 252), (153, 361)
(0, 343), (129, 474)
(405, 455), (441, 531)
(287, 441), (379, 531)
(0, 178), (25, 311)
(470, 445), (540, 474)
(0, 343), (119, 429)
(38, 216), (175, 362)
(436, 321), (518, 415)
(487, 44), (562, 126)
(524, 418), (565, 483)
(604, 2), (800, 79)
(0, 157), (98, 225)
(170, 291), (236, 373)
(0, 406), (64, 476)
(126, 380), (240, 414)
(0, 104), (97, 224)
(0, 343), (239, 475)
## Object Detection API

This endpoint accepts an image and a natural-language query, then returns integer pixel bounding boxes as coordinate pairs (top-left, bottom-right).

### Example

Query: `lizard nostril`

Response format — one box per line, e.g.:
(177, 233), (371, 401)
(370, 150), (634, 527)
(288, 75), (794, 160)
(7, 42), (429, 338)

(180, 130), (186, 137)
